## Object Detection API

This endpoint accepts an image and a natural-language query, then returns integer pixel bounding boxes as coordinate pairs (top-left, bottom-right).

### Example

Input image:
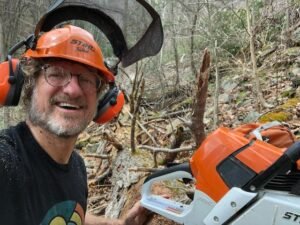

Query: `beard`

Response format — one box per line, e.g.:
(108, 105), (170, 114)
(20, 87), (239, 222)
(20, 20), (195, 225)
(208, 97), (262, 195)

(28, 89), (94, 138)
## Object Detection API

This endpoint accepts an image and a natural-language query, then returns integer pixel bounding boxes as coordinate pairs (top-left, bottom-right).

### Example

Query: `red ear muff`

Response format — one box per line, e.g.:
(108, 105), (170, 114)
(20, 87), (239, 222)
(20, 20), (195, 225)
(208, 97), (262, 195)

(93, 86), (125, 124)
(0, 35), (33, 106)
(0, 58), (24, 106)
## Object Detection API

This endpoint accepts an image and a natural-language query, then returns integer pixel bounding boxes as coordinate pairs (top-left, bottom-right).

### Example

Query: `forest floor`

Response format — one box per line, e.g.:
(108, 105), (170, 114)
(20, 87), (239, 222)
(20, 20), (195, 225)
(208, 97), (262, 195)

(77, 46), (300, 224)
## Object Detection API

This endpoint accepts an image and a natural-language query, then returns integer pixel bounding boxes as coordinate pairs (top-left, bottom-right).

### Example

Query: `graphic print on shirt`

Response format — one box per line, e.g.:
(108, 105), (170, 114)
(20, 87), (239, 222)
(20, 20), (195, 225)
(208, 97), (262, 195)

(40, 200), (84, 225)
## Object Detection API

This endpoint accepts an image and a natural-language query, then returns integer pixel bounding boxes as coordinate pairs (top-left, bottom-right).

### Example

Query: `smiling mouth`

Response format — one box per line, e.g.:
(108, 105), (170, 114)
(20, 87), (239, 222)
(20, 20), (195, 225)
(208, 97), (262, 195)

(57, 102), (82, 110)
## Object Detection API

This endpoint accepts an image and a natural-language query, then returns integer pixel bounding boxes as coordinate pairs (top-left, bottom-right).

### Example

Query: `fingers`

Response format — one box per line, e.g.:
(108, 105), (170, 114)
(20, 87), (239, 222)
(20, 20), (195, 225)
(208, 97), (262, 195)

(124, 201), (153, 225)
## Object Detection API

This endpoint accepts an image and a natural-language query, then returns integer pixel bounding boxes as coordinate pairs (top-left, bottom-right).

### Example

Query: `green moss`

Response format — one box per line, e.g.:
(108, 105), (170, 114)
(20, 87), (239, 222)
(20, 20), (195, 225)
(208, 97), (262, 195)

(281, 90), (296, 98)
(279, 98), (300, 109)
(259, 111), (292, 123)
(236, 91), (247, 105)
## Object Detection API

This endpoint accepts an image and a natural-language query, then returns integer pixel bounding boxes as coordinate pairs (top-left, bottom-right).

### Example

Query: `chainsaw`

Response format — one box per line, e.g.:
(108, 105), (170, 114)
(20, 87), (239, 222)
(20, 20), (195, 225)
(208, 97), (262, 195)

(141, 123), (300, 225)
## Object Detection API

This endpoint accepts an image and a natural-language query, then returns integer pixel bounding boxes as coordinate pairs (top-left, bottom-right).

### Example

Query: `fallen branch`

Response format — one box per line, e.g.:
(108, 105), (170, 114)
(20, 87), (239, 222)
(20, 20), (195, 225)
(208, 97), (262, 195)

(145, 109), (191, 120)
(147, 123), (167, 135)
(95, 168), (112, 184)
(88, 203), (108, 214)
(128, 111), (158, 146)
(138, 145), (195, 153)
(139, 145), (195, 167)
(129, 167), (161, 172)
(142, 118), (167, 125)
(83, 154), (110, 159)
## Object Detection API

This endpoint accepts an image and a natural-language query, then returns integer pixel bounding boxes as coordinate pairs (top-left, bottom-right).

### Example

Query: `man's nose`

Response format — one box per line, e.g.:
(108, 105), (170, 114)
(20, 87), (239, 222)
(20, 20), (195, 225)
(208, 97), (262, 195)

(62, 74), (84, 96)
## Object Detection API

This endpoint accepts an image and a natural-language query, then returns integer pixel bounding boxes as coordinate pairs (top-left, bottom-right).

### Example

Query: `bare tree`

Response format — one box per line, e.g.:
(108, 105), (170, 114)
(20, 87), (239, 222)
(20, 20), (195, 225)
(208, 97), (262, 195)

(130, 62), (146, 153)
(246, 0), (273, 110)
(213, 40), (220, 129)
(171, 1), (180, 87)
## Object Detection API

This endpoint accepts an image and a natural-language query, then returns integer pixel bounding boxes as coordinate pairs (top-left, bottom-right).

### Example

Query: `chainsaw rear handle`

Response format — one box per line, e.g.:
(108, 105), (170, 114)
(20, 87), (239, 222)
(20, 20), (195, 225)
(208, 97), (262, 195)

(244, 141), (300, 192)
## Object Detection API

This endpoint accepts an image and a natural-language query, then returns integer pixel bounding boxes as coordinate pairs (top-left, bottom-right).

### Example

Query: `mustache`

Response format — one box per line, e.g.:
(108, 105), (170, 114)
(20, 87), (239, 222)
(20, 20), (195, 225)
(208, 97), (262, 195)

(49, 95), (87, 107)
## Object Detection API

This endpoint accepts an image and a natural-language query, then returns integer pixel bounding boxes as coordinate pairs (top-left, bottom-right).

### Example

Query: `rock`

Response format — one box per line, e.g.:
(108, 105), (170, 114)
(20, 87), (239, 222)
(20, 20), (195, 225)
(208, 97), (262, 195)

(219, 93), (231, 104)
(243, 111), (261, 123)
(291, 28), (300, 45)
(221, 79), (238, 92)
(291, 67), (300, 76)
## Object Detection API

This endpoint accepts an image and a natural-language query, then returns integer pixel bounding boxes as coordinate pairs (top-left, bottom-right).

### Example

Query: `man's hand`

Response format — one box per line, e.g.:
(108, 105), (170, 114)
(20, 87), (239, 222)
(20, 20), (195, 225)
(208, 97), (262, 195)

(122, 201), (152, 225)
(85, 201), (152, 225)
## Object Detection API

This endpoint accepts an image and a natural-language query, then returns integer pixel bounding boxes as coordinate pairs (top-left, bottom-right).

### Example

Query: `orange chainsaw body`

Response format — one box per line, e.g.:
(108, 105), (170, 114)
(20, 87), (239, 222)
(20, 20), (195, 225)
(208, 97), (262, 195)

(189, 127), (286, 202)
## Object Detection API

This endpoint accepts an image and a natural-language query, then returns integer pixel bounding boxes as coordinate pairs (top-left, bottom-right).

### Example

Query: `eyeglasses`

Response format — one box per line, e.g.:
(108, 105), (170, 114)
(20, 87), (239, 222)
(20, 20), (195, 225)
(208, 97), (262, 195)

(41, 64), (102, 93)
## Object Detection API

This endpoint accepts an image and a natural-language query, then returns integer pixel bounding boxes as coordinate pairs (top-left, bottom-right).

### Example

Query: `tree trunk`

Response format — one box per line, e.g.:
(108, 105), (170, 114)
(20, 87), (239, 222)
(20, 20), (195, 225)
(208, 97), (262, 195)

(213, 40), (220, 129)
(191, 49), (211, 147)
(190, 1), (201, 77)
(171, 2), (180, 87)
(246, 0), (272, 110)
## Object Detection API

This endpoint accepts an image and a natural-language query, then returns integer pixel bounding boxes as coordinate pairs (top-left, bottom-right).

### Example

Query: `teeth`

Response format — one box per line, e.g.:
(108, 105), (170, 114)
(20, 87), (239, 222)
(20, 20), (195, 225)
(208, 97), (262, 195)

(58, 103), (80, 109)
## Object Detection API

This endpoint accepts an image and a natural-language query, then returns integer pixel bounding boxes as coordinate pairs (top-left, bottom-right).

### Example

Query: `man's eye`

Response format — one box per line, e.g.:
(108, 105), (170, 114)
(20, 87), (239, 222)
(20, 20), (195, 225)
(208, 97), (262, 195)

(79, 76), (96, 85)
(48, 73), (65, 80)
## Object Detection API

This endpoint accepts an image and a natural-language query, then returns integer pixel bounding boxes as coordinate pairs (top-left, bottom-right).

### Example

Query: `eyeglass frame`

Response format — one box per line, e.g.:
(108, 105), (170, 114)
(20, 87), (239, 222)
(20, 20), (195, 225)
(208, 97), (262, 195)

(40, 64), (103, 93)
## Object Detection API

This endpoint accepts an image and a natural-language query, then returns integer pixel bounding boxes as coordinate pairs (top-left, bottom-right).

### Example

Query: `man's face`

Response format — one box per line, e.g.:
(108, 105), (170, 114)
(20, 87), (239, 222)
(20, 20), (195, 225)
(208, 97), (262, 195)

(28, 60), (101, 138)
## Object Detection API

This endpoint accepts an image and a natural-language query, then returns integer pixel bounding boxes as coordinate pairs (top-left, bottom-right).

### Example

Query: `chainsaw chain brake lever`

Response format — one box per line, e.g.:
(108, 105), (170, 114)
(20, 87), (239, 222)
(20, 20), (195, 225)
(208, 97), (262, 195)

(243, 141), (300, 192)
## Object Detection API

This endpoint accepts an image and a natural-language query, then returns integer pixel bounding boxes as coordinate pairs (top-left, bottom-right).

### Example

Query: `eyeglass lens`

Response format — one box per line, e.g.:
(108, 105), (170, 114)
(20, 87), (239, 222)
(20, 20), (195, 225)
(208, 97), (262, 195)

(43, 65), (101, 93)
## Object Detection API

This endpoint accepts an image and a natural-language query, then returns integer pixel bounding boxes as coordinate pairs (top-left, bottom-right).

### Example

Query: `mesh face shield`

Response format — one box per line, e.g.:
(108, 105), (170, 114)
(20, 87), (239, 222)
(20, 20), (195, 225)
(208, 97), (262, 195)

(34, 0), (164, 67)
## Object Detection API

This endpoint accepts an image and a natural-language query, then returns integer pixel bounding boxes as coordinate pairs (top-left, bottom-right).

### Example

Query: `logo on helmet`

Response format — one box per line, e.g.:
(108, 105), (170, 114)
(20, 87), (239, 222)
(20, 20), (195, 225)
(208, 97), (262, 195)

(70, 39), (95, 53)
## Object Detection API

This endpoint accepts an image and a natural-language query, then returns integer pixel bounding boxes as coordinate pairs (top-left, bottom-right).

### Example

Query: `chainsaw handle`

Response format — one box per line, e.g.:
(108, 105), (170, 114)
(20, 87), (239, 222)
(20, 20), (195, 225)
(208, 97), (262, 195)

(141, 163), (194, 224)
(285, 141), (300, 162)
(141, 163), (216, 225)
(144, 162), (193, 184)
(142, 162), (193, 198)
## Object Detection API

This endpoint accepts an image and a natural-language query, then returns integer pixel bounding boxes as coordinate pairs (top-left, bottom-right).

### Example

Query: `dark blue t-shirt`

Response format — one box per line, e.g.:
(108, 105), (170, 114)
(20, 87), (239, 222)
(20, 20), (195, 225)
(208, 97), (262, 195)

(0, 122), (88, 225)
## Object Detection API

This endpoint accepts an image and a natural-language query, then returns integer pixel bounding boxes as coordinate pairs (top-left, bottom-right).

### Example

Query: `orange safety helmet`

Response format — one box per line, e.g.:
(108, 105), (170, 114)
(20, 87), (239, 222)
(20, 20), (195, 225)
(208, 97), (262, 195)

(24, 25), (115, 82)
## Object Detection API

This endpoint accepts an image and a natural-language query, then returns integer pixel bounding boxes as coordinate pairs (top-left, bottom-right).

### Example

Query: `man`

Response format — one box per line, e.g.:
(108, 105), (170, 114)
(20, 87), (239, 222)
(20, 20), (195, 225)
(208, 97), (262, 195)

(0, 25), (149, 225)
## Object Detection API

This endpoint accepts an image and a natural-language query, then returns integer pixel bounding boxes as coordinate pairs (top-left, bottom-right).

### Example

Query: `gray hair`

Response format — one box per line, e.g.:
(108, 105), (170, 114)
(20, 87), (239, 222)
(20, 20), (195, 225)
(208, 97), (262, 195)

(19, 58), (43, 108)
